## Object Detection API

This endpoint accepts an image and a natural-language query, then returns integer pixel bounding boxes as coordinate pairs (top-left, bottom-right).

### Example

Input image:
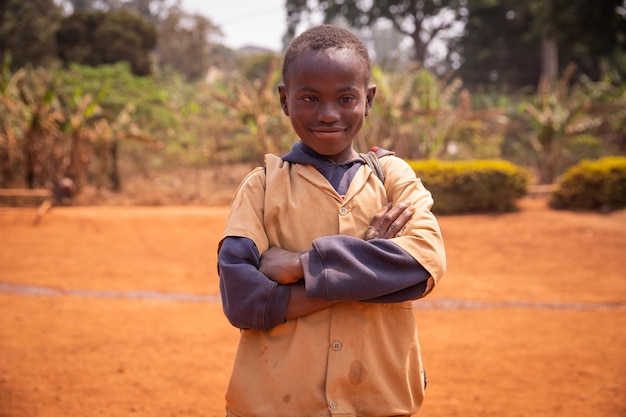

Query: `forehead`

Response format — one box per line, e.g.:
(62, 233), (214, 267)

(285, 48), (369, 87)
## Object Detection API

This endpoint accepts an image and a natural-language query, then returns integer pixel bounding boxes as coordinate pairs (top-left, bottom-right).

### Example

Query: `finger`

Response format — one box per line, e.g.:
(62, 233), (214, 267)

(377, 200), (411, 237)
(384, 205), (415, 238)
(365, 225), (377, 240)
(369, 203), (391, 229)
(365, 204), (392, 240)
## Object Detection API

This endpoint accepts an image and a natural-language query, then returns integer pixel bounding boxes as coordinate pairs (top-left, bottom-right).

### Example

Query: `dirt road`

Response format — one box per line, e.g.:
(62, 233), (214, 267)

(1, 198), (625, 417)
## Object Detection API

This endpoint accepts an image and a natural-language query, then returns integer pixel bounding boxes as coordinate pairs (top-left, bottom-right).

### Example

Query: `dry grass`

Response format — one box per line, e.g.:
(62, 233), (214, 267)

(1, 164), (255, 208)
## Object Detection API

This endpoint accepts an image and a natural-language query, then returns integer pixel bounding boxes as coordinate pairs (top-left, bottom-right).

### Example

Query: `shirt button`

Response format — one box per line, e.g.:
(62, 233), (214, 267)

(339, 207), (348, 216)
(329, 400), (337, 410)
(332, 341), (342, 351)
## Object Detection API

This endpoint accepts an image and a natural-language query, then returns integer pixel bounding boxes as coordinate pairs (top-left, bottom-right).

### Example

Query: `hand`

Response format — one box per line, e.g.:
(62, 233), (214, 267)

(366, 200), (415, 240)
(259, 247), (304, 284)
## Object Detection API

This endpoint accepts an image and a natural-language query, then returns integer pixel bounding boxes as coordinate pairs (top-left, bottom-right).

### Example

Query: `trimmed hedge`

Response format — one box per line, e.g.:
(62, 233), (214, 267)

(550, 156), (626, 211)
(408, 159), (530, 214)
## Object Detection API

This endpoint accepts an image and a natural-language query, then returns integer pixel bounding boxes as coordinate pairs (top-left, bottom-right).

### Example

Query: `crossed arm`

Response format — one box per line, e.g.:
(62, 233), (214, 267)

(218, 200), (429, 330)
(259, 200), (416, 321)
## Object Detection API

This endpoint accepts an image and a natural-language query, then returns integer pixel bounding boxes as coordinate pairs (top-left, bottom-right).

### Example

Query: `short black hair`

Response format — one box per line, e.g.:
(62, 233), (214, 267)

(282, 24), (372, 85)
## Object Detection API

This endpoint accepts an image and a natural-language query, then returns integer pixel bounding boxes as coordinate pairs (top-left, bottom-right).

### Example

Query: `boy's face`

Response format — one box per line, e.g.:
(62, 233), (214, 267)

(279, 48), (376, 164)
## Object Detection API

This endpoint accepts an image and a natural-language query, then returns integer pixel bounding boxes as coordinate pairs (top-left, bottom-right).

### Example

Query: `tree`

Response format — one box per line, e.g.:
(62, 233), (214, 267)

(523, 64), (604, 184)
(456, 0), (542, 89)
(59, 0), (227, 82)
(549, 0), (626, 81)
(0, 0), (63, 70)
(64, 0), (95, 10)
(457, 0), (626, 89)
(285, 0), (467, 68)
(56, 9), (157, 76)
(155, 7), (224, 81)
(210, 54), (293, 162)
(60, 0), (176, 22)
(0, 65), (51, 188)
(366, 66), (506, 160)
(108, 0), (174, 23)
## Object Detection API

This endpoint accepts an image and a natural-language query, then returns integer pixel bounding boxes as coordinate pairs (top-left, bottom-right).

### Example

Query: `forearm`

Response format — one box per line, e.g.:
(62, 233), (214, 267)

(285, 282), (337, 320)
(218, 237), (290, 330)
(302, 235), (431, 302)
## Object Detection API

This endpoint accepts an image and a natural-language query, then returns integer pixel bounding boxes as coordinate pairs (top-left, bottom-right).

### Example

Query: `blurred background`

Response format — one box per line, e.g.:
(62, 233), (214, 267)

(1, 0), (625, 205)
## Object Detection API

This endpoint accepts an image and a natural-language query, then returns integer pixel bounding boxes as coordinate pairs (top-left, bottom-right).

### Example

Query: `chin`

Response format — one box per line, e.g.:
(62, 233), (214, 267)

(313, 144), (344, 156)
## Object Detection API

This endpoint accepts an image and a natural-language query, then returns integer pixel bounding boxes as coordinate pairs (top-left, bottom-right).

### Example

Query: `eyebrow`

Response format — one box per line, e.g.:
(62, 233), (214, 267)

(297, 85), (360, 93)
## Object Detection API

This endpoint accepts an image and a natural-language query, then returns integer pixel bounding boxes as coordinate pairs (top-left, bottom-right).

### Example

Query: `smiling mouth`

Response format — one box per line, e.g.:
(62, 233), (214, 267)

(312, 130), (345, 140)
(312, 127), (345, 134)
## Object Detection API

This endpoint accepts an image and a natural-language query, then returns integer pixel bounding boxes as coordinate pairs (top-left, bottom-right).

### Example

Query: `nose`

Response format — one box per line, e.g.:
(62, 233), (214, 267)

(317, 102), (340, 123)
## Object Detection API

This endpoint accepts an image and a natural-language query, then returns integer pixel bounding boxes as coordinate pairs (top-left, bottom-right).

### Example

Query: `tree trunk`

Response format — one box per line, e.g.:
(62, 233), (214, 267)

(0, 132), (16, 187)
(541, 37), (558, 89)
(109, 140), (121, 192)
(24, 128), (48, 189)
(540, 0), (558, 89)
(67, 130), (87, 192)
(538, 136), (562, 185)
(412, 33), (428, 64)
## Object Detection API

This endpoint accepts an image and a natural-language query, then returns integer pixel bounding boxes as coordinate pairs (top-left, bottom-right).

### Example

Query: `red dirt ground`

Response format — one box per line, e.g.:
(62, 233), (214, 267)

(1, 198), (625, 417)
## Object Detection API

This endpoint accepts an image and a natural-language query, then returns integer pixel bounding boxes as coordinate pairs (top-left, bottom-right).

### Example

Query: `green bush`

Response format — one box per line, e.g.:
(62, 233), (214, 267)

(560, 134), (607, 173)
(408, 159), (530, 214)
(550, 157), (626, 211)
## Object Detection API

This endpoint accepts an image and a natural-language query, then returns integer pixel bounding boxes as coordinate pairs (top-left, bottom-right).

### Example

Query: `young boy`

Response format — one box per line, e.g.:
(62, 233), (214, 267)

(217, 24), (446, 417)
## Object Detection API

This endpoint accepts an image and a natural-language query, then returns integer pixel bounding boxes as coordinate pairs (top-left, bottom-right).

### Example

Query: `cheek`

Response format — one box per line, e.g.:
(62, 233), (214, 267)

(290, 105), (314, 122)
(347, 106), (367, 123)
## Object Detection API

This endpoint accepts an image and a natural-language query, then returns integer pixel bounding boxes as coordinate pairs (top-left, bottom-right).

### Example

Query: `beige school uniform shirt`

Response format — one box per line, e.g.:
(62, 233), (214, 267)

(222, 153), (446, 417)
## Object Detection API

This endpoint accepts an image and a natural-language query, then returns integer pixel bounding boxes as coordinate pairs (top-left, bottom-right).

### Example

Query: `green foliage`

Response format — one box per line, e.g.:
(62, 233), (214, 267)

(2, 14), (625, 205)
(155, 75), (236, 167)
(56, 9), (156, 76)
(3, 66), (67, 189)
(285, 0), (467, 68)
(366, 66), (506, 160)
(588, 76), (626, 153)
(550, 0), (626, 80)
(408, 159), (530, 214)
(521, 64), (604, 184)
(0, 62), (162, 193)
(458, 0), (626, 87)
(207, 54), (293, 163)
(56, 62), (174, 135)
(550, 157), (626, 211)
(0, 0), (63, 70)
(155, 8), (224, 81)
(458, 1), (542, 88)
(53, 63), (199, 184)
(560, 134), (607, 171)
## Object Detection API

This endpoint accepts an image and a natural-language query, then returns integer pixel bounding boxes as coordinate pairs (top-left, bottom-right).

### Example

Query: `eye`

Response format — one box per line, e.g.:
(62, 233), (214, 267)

(339, 95), (356, 104)
(302, 95), (319, 103)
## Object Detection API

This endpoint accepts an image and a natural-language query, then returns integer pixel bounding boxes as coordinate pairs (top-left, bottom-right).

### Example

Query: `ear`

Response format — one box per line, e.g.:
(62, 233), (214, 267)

(365, 85), (376, 117)
(278, 84), (289, 116)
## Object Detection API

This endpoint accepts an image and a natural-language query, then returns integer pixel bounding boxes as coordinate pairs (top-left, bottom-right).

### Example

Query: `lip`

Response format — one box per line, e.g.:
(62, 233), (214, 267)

(311, 128), (345, 140)
(311, 126), (346, 133)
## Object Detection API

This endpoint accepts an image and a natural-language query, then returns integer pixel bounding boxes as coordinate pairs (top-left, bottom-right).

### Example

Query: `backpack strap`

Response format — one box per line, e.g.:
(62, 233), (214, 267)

(359, 148), (386, 184)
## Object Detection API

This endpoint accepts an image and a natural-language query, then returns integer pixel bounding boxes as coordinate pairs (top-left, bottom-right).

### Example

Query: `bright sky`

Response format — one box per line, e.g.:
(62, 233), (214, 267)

(181, 0), (289, 51)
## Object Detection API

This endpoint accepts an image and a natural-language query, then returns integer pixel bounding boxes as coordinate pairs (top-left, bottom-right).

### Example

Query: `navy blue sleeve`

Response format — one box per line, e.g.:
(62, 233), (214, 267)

(302, 235), (430, 302)
(218, 236), (291, 330)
